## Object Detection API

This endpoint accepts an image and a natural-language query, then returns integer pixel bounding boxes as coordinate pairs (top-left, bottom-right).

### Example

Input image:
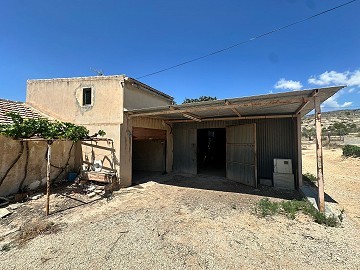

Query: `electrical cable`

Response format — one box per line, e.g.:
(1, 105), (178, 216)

(136, 0), (357, 79)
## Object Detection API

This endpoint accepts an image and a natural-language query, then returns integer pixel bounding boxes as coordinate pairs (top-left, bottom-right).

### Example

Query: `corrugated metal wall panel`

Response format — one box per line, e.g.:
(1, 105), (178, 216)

(226, 124), (256, 187)
(174, 118), (297, 183)
(173, 128), (197, 174)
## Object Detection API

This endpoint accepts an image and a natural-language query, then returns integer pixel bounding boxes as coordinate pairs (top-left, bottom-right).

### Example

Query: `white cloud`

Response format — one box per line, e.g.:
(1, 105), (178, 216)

(308, 69), (360, 87)
(321, 92), (353, 109)
(348, 88), (355, 93)
(274, 78), (303, 90)
(342, 102), (353, 107)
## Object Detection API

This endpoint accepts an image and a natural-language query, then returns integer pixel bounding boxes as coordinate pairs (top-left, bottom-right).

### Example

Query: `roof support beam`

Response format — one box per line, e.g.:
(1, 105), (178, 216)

(314, 94), (325, 213)
(295, 89), (318, 115)
(183, 112), (202, 122)
(295, 98), (310, 115)
(225, 100), (242, 117)
(166, 114), (295, 123)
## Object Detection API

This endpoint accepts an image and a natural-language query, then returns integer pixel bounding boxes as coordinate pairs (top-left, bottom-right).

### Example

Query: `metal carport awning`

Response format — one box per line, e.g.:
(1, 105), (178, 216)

(127, 86), (345, 122)
(127, 85), (346, 214)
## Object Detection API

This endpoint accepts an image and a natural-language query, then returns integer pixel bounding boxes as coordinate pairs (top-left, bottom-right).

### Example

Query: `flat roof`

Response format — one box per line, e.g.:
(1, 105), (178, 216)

(27, 75), (174, 102)
(127, 86), (345, 122)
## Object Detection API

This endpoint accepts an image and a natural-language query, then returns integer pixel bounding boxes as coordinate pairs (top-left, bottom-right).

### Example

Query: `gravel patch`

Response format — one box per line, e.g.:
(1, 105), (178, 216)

(0, 174), (359, 269)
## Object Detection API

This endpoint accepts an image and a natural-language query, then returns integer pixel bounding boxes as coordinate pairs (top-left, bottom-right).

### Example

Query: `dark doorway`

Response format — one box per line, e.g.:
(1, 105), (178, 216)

(197, 128), (226, 176)
(132, 127), (166, 184)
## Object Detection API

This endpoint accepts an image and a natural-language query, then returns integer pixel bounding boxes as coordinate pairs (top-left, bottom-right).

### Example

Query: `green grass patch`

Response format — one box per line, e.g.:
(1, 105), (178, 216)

(256, 197), (280, 217)
(303, 173), (317, 184)
(255, 198), (343, 227)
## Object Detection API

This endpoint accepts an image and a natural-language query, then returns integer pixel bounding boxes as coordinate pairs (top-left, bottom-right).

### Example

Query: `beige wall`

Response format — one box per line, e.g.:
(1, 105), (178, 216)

(0, 135), (79, 197)
(27, 76), (124, 185)
(27, 76), (124, 124)
(123, 80), (172, 110)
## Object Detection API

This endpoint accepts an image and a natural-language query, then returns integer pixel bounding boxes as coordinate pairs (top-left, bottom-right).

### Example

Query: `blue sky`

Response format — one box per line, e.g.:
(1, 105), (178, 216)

(0, 0), (359, 110)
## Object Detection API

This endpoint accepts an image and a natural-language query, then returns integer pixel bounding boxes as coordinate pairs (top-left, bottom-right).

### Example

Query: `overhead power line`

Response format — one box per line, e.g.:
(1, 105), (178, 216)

(321, 106), (359, 108)
(136, 0), (357, 79)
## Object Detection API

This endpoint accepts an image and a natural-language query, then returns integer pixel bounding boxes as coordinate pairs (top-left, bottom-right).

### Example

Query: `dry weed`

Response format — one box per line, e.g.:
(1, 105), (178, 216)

(16, 219), (61, 246)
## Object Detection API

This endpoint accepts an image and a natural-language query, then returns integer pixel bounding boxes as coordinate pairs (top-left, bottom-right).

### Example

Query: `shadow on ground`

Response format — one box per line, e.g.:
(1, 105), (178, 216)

(302, 181), (337, 203)
(132, 172), (304, 201)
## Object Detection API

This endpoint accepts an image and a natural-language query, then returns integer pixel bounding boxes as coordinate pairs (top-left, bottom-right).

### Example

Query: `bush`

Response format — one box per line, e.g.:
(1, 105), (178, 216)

(255, 198), (342, 227)
(256, 198), (280, 217)
(281, 200), (304, 219)
(343, 145), (360, 158)
(1, 243), (11, 252)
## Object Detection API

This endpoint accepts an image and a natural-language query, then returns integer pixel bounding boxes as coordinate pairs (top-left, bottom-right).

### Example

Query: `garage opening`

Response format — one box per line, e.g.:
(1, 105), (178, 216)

(197, 128), (226, 176)
(132, 127), (166, 184)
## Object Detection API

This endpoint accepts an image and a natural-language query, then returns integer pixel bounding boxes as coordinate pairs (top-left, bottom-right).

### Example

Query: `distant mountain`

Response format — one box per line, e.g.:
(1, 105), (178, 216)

(302, 109), (360, 130)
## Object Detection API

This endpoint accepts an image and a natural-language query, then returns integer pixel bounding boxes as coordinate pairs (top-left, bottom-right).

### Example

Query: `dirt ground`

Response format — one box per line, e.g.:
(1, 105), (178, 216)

(0, 146), (359, 269)
(302, 142), (360, 227)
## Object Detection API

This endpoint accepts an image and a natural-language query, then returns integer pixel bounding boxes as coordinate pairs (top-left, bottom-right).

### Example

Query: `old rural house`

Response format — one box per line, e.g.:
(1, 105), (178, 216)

(26, 75), (174, 188)
(1, 75), (344, 201)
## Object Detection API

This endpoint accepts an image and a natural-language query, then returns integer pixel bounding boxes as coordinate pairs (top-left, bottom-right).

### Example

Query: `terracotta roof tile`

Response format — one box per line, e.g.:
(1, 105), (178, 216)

(0, 99), (43, 124)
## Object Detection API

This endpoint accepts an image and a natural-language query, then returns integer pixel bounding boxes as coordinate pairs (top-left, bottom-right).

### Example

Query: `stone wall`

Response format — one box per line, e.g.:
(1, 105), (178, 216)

(344, 136), (360, 146)
(0, 135), (80, 196)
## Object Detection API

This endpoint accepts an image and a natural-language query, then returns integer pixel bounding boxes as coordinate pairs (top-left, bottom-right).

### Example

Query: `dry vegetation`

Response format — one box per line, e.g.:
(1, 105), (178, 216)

(15, 220), (62, 247)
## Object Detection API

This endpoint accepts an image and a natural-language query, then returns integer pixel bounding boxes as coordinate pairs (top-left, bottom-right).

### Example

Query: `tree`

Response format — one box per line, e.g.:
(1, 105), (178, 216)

(182, 96), (217, 104)
(302, 127), (316, 140)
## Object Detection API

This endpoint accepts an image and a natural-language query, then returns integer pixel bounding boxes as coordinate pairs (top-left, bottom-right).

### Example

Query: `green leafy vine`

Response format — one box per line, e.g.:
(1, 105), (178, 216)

(0, 112), (106, 141)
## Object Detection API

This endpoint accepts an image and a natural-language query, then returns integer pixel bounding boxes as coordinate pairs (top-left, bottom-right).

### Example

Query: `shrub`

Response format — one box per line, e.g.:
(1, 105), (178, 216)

(1, 243), (11, 252)
(255, 198), (342, 227)
(280, 200), (304, 219)
(343, 145), (360, 158)
(256, 198), (280, 217)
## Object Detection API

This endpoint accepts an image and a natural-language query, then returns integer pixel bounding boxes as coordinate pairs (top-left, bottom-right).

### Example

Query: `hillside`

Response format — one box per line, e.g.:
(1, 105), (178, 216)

(302, 109), (360, 131)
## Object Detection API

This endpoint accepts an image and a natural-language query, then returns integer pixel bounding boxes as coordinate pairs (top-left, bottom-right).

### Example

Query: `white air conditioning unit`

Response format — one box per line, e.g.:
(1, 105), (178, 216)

(273, 172), (295, 190)
(273, 158), (294, 190)
(274, 158), (292, 174)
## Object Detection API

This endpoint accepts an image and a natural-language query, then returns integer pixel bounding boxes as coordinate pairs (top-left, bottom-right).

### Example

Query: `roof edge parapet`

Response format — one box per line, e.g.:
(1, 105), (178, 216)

(27, 75), (126, 84)
(124, 77), (174, 101)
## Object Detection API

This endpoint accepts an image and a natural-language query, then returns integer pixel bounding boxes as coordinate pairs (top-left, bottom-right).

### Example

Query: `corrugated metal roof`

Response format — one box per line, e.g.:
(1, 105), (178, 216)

(0, 99), (43, 124)
(127, 86), (345, 121)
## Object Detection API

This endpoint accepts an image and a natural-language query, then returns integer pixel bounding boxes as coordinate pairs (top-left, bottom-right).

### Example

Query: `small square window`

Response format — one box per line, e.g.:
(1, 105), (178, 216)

(83, 88), (92, 105)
